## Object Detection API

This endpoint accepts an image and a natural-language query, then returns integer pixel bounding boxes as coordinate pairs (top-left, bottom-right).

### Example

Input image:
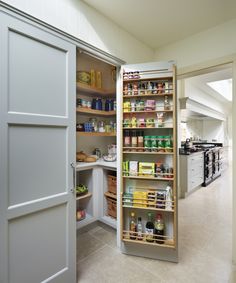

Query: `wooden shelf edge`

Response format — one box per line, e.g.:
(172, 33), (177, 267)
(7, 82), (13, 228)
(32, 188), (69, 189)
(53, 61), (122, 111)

(77, 82), (115, 96)
(123, 176), (174, 181)
(104, 191), (117, 199)
(122, 127), (173, 130)
(76, 192), (92, 200)
(77, 132), (116, 137)
(122, 205), (174, 212)
(122, 238), (175, 249)
(76, 108), (116, 116)
(123, 151), (174, 155)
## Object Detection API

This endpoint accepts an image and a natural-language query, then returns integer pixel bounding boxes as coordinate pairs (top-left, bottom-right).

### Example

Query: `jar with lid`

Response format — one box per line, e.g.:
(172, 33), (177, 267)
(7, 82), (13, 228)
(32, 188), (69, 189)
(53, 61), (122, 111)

(124, 130), (131, 148)
(165, 136), (173, 152)
(131, 131), (137, 150)
(127, 83), (132, 95)
(98, 121), (105, 132)
(144, 136), (151, 152)
(158, 136), (165, 152)
(164, 95), (171, 110)
(89, 118), (98, 132)
(150, 136), (158, 152)
(137, 130), (144, 151)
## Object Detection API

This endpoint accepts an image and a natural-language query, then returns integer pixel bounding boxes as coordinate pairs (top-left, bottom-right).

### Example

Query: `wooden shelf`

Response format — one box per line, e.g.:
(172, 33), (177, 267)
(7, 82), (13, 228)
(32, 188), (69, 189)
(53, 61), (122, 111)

(77, 82), (115, 96)
(77, 132), (116, 137)
(123, 147), (173, 152)
(76, 107), (116, 116)
(122, 238), (175, 249)
(123, 110), (173, 114)
(122, 205), (174, 212)
(123, 76), (173, 82)
(123, 127), (173, 130)
(123, 175), (174, 181)
(123, 93), (173, 98)
(76, 192), (92, 200)
(104, 191), (117, 200)
(123, 151), (173, 154)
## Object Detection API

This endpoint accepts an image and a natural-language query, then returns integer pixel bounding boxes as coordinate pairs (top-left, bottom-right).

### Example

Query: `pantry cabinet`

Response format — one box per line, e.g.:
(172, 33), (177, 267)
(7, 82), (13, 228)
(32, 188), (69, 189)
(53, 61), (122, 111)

(118, 62), (178, 262)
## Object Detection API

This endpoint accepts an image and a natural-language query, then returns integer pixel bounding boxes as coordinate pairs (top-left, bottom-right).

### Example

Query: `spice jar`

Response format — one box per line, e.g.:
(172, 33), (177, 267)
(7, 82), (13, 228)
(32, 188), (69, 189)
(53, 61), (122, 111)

(124, 130), (131, 148)
(150, 136), (158, 152)
(144, 136), (151, 152)
(137, 131), (144, 151)
(165, 136), (173, 152)
(158, 136), (165, 152)
(131, 131), (137, 149)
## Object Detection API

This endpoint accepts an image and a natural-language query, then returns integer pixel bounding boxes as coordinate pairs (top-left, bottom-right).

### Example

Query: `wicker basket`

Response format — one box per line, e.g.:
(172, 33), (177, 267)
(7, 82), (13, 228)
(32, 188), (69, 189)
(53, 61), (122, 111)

(108, 175), (117, 195)
(106, 197), (117, 219)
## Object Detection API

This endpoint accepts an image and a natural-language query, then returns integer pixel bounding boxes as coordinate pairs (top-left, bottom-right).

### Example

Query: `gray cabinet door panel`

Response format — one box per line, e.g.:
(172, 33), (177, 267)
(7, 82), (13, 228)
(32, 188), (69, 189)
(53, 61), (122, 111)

(0, 11), (76, 283)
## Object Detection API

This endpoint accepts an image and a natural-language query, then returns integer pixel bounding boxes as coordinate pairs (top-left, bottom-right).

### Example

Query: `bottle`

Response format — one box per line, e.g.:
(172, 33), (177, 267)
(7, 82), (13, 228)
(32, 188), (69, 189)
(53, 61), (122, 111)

(164, 95), (171, 110)
(137, 217), (143, 240)
(154, 214), (164, 244)
(130, 212), (137, 240)
(145, 212), (154, 242)
(165, 184), (172, 211)
(137, 130), (144, 150)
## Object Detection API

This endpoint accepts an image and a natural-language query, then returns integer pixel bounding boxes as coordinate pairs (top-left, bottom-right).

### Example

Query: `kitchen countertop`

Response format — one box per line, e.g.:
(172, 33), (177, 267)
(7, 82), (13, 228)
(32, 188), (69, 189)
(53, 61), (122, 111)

(76, 159), (117, 170)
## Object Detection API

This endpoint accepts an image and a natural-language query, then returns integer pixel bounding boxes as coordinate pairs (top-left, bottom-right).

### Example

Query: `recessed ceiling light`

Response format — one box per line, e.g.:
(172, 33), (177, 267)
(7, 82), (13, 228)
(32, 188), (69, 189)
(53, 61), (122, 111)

(207, 79), (232, 101)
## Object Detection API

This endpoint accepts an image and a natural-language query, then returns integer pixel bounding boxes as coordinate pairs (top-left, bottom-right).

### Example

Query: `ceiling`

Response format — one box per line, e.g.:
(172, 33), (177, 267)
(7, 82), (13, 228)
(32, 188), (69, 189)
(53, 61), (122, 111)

(83, 0), (236, 49)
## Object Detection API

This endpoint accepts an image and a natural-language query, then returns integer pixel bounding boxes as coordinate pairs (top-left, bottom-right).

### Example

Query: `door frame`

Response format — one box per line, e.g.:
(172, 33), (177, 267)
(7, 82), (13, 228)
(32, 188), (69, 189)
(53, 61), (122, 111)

(177, 54), (236, 266)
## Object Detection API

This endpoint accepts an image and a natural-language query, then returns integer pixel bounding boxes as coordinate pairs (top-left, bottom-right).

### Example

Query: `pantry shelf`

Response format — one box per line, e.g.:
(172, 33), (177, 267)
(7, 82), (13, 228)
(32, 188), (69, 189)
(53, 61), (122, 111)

(123, 127), (173, 130)
(77, 82), (115, 96)
(123, 93), (173, 98)
(123, 110), (173, 114)
(77, 132), (116, 137)
(76, 107), (116, 116)
(123, 76), (173, 83)
(76, 192), (92, 200)
(104, 191), (117, 200)
(123, 150), (173, 155)
(122, 205), (174, 212)
(122, 175), (174, 181)
(122, 238), (175, 249)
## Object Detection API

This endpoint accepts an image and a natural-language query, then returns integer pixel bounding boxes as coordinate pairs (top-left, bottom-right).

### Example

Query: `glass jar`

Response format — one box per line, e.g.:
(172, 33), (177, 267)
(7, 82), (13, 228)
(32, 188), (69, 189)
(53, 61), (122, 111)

(144, 136), (151, 152)
(165, 136), (173, 152)
(158, 136), (165, 152)
(150, 136), (157, 152)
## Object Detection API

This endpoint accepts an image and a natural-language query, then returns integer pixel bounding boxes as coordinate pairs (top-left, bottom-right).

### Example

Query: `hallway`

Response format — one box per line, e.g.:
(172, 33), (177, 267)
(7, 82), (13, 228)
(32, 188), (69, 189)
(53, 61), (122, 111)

(77, 168), (233, 283)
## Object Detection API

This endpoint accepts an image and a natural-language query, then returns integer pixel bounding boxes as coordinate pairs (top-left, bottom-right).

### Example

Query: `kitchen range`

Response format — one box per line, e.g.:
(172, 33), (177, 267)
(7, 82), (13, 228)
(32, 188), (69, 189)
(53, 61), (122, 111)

(179, 141), (223, 197)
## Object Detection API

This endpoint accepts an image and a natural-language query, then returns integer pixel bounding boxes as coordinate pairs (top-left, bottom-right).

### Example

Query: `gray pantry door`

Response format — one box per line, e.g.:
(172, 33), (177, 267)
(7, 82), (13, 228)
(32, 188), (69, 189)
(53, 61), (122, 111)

(0, 11), (76, 283)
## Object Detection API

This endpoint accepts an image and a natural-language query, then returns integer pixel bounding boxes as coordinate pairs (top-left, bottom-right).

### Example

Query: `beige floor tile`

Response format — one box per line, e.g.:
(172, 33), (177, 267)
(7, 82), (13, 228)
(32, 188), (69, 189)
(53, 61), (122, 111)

(89, 226), (117, 248)
(77, 232), (105, 262)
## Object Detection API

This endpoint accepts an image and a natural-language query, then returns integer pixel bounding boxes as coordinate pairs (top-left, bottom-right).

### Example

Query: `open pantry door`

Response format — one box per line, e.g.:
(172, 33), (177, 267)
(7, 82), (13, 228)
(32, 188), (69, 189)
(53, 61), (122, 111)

(0, 9), (76, 283)
(117, 61), (178, 262)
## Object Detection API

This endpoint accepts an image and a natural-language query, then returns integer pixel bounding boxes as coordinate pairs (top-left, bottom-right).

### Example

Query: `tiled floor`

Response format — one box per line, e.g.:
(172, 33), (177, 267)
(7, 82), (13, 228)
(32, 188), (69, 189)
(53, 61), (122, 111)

(77, 168), (234, 283)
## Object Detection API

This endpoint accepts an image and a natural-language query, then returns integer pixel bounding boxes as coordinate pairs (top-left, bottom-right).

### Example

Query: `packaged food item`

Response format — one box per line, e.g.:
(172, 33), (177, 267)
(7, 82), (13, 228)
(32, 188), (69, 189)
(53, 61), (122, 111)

(165, 185), (173, 210)
(137, 217), (143, 240)
(123, 101), (131, 112)
(133, 71), (140, 79)
(123, 161), (129, 176)
(164, 95), (171, 110)
(155, 162), (162, 177)
(137, 131), (144, 150)
(96, 71), (102, 88)
(90, 69), (96, 87)
(129, 161), (139, 176)
(157, 83), (164, 94)
(133, 191), (148, 207)
(131, 131), (137, 149)
(131, 117), (137, 128)
(139, 162), (155, 177)
(146, 118), (154, 128)
(133, 82), (139, 95)
(124, 130), (131, 147)
(157, 112), (164, 127)
(136, 100), (145, 111)
(150, 136), (158, 152)
(147, 190), (156, 207)
(123, 118), (131, 128)
(138, 118), (145, 128)
(131, 100), (136, 112)
(127, 83), (132, 95)
(165, 136), (173, 152)
(123, 192), (133, 207)
(145, 100), (155, 111)
(123, 84), (128, 95)
(158, 136), (165, 152)
(144, 136), (151, 152)
(156, 191), (166, 209)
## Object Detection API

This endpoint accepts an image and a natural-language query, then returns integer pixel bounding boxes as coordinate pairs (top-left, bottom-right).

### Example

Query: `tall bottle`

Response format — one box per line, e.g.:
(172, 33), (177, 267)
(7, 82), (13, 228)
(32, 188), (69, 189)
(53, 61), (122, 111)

(165, 184), (172, 211)
(145, 212), (154, 242)
(154, 214), (164, 244)
(164, 95), (171, 110)
(137, 217), (143, 241)
(130, 212), (137, 240)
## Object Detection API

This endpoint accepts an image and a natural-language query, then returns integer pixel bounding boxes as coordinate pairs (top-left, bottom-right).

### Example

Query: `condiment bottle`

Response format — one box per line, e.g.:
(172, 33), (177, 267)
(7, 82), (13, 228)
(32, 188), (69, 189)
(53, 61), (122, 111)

(130, 212), (137, 240)
(165, 184), (172, 211)
(145, 212), (154, 242)
(154, 214), (164, 244)
(164, 95), (171, 110)
(137, 217), (143, 240)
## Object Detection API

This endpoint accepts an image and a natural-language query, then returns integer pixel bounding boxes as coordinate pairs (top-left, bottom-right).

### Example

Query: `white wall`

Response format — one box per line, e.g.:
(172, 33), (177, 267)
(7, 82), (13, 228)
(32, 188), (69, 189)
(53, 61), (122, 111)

(3, 0), (154, 63)
(155, 18), (236, 69)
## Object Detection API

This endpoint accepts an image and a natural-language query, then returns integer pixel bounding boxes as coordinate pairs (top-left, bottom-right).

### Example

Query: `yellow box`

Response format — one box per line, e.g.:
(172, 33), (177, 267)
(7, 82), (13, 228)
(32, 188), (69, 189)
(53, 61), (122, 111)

(139, 162), (155, 177)
(133, 191), (148, 207)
